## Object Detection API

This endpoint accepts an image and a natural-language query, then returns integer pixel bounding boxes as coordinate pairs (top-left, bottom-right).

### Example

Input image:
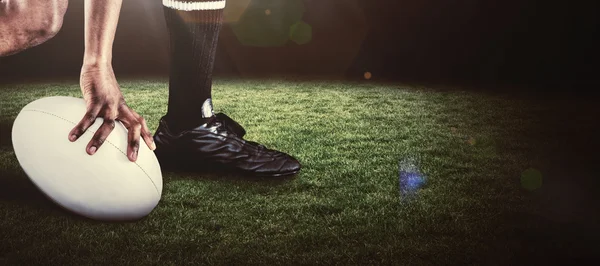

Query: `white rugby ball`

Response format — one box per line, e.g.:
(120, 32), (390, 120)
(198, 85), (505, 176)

(11, 96), (163, 221)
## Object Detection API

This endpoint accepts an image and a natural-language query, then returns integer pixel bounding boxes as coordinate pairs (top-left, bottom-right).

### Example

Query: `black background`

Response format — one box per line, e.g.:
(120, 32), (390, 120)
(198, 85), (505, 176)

(0, 0), (598, 90)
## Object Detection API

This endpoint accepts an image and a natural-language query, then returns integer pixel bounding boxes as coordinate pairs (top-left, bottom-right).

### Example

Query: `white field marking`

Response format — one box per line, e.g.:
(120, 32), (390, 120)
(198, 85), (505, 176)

(163, 0), (227, 11)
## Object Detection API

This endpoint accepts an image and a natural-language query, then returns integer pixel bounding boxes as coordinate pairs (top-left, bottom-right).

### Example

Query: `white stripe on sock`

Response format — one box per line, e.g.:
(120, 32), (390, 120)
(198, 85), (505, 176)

(162, 0), (226, 11)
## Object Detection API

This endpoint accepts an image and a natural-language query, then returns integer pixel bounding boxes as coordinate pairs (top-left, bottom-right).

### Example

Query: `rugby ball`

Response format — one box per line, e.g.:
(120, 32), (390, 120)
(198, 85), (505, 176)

(11, 96), (163, 221)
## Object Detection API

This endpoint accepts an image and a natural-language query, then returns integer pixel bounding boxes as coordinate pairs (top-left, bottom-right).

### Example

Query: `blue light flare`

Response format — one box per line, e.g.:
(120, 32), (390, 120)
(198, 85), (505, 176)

(398, 158), (427, 197)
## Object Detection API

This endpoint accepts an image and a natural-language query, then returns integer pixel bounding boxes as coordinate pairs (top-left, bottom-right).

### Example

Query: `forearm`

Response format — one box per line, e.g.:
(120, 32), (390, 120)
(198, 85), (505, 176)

(83, 0), (122, 67)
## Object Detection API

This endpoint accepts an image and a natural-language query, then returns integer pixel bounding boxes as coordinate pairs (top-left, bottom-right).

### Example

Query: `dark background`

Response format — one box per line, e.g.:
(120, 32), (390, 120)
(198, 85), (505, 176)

(0, 0), (598, 90)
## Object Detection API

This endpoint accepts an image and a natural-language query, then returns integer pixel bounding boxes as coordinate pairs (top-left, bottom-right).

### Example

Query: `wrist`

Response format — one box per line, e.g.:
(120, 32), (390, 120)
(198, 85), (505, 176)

(82, 54), (112, 69)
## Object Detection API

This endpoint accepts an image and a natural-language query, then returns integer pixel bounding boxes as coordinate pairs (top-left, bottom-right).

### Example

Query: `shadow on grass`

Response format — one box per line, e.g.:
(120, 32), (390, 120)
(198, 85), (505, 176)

(0, 121), (12, 150)
(0, 168), (83, 224)
(428, 92), (600, 263)
(0, 121), (51, 206)
(161, 163), (298, 186)
(0, 169), (50, 205)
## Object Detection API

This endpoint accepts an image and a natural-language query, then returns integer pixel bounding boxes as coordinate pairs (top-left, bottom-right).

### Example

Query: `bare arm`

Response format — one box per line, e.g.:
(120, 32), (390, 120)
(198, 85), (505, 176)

(82, 0), (121, 67)
(0, 0), (67, 57)
(69, 0), (155, 162)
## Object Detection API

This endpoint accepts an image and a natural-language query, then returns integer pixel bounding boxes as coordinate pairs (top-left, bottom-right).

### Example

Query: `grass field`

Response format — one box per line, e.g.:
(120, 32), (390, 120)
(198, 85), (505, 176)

(1, 79), (599, 265)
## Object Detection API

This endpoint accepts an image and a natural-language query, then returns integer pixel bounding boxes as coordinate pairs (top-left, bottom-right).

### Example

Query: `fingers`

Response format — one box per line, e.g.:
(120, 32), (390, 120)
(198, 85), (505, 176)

(137, 115), (156, 151)
(70, 101), (154, 163)
(120, 108), (155, 150)
(86, 117), (116, 156)
(115, 110), (139, 162)
(69, 108), (100, 142)
(119, 107), (155, 162)
(126, 122), (141, 162)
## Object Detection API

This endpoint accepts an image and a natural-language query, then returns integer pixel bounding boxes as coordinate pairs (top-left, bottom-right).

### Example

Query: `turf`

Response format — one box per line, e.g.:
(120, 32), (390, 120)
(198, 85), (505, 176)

(0, 79), (599, 265)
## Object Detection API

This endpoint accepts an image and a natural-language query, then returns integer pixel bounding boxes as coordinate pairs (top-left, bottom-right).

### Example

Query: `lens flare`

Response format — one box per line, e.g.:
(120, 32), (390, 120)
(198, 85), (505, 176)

(223, 0), (252, 23)
(231, 0), (306, 47)
(398, 158), (427, 197)
(289, 21), (312, 45)
(521, 168), (543, 191)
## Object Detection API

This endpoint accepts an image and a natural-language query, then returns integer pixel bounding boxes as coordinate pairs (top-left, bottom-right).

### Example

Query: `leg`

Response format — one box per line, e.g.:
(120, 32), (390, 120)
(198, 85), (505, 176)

(0, 0), (68, 57)
(163, 0), (224, 133)
(154, 0), (301, 177)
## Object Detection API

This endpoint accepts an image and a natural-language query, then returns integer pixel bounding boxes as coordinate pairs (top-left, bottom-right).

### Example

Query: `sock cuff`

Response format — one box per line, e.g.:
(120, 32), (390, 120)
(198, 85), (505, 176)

(162, 0), (226, 11)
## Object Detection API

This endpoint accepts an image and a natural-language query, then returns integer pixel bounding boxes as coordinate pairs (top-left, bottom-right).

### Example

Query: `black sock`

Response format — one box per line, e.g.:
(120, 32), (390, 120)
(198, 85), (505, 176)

(163, 0), (225, 133)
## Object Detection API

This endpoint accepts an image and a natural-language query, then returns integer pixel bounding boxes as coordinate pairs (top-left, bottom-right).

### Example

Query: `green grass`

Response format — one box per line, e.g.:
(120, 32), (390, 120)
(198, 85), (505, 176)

(0, 79), (598, 265)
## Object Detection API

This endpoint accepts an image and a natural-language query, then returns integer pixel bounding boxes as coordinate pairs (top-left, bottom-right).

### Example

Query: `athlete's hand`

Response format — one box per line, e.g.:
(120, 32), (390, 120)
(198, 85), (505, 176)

(68, 64), (155, 162)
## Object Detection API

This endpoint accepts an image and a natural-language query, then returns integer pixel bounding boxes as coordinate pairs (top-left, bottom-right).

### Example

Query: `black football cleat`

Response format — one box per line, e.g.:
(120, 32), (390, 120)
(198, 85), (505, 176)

(153, 113), (301, 177)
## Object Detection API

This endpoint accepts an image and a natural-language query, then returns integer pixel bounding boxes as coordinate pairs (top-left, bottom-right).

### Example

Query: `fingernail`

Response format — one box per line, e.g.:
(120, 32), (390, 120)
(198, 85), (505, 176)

(131, 151), (138, 161)
(89, 146), (97, 154)
(69, 134), (77, 141)
(151, 142), (156, 150)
